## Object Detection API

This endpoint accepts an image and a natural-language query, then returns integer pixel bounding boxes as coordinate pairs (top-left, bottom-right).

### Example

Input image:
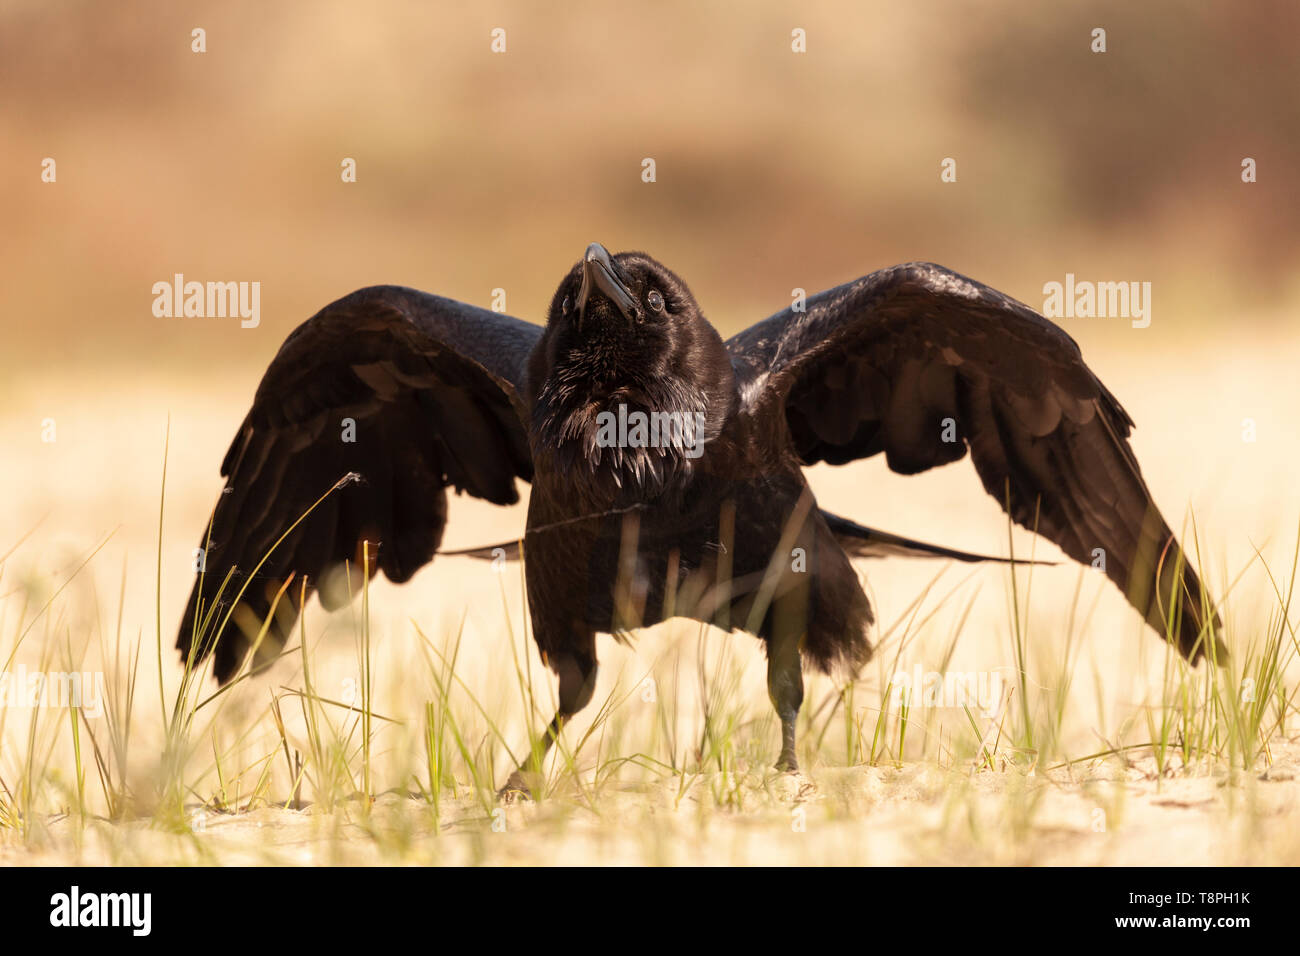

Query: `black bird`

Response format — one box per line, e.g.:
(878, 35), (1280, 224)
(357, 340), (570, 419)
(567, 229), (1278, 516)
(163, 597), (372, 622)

(177, 243), (1224, 794)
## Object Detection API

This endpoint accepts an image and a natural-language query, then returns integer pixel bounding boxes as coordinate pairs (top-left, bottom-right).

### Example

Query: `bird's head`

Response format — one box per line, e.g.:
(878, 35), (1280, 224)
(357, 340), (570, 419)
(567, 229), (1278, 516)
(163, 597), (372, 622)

(527, 243), (737, 501)
(544, 242), (696, 339)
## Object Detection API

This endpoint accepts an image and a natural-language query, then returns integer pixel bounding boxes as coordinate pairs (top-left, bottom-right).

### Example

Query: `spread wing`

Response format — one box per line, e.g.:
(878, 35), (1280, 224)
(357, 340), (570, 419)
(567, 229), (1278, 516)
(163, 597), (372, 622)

(178, 285), (543, 683)
(726, 262), (1223, 661)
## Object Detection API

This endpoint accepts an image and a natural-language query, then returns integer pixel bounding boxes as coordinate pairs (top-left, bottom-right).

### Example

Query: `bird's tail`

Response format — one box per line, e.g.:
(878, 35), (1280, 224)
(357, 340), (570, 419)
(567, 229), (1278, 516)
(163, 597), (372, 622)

(436, 539), (522, 560)
(435, 516), (1053, 569)
(821, 511), (1056, 565)
(437, 518), (1059, 567)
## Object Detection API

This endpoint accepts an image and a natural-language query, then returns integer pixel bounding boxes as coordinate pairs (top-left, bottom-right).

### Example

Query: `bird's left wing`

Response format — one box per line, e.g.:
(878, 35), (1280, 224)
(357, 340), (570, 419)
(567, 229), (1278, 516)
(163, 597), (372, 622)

(178, 285), (542, 683)
(725, 262), (1223, 661)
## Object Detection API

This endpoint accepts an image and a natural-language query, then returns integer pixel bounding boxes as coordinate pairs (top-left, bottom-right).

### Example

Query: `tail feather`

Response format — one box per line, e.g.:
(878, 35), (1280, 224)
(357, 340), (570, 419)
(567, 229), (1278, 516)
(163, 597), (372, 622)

(430, 515), (1226, 664)
(822, 510), (1055, 565)
(437, 539), (522, 561)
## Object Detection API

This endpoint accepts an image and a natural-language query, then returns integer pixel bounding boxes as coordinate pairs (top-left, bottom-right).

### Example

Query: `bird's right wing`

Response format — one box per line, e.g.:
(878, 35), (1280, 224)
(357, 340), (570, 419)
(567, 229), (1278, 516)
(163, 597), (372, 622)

(726, 262), (1223, 661)
(178, 285), (542, 684)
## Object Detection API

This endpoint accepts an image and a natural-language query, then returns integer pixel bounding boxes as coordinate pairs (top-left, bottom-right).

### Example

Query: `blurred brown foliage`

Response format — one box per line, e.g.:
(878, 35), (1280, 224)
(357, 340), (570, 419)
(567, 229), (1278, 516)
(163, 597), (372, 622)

(1, 0), (1295, 375)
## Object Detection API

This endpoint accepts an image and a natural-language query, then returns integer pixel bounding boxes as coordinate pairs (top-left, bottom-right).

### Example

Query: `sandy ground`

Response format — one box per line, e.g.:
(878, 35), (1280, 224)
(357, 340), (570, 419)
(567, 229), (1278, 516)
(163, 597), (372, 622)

(5, 744), (1298, 866)
(1, 328), (1297, 866)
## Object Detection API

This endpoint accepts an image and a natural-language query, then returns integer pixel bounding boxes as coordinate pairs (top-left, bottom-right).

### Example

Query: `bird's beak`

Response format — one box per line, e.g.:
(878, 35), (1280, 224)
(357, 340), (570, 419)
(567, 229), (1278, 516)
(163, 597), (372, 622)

(576, 242), (638, 325)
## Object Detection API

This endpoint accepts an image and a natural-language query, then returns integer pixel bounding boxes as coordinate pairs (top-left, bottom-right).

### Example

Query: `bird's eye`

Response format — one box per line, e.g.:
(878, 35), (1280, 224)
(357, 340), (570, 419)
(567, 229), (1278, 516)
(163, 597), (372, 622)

(562, 295), (571, 315)
(647, 290), (665, 312)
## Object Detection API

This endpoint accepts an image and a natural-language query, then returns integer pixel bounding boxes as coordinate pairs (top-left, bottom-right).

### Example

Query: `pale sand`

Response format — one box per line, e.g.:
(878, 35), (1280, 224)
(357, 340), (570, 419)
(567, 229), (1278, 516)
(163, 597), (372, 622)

(1, 331), (1297, 865)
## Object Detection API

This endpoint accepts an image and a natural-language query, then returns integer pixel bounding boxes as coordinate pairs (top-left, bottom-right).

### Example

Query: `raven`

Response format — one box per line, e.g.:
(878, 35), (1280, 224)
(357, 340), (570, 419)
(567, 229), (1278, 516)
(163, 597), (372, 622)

(177, 243), (1223, 795)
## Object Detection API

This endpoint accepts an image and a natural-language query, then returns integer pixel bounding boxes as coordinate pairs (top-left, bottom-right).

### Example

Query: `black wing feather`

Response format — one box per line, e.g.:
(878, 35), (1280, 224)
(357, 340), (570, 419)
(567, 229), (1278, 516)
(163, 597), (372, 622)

(178, 286), (542, 683)
(726, 262), (1223, 661)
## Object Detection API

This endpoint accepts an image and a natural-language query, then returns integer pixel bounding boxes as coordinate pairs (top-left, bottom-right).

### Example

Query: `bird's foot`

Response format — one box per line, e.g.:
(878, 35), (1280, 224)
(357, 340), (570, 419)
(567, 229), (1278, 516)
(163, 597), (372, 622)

(773, 743), (803, 773)
(496, 770), (535, 804)
(771, 757), (816, 802)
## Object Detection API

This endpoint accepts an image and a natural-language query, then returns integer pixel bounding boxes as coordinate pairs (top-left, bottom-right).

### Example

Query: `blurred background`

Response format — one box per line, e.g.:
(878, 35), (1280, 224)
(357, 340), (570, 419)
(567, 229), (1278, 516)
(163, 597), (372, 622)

(1, 0), (1297, 797)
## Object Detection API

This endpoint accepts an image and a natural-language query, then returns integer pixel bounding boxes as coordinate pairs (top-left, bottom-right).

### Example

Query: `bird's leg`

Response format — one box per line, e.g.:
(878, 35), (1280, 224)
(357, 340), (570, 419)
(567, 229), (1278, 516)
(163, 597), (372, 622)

(766, 630), (805, 772)
(497, 648), (597, 800)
